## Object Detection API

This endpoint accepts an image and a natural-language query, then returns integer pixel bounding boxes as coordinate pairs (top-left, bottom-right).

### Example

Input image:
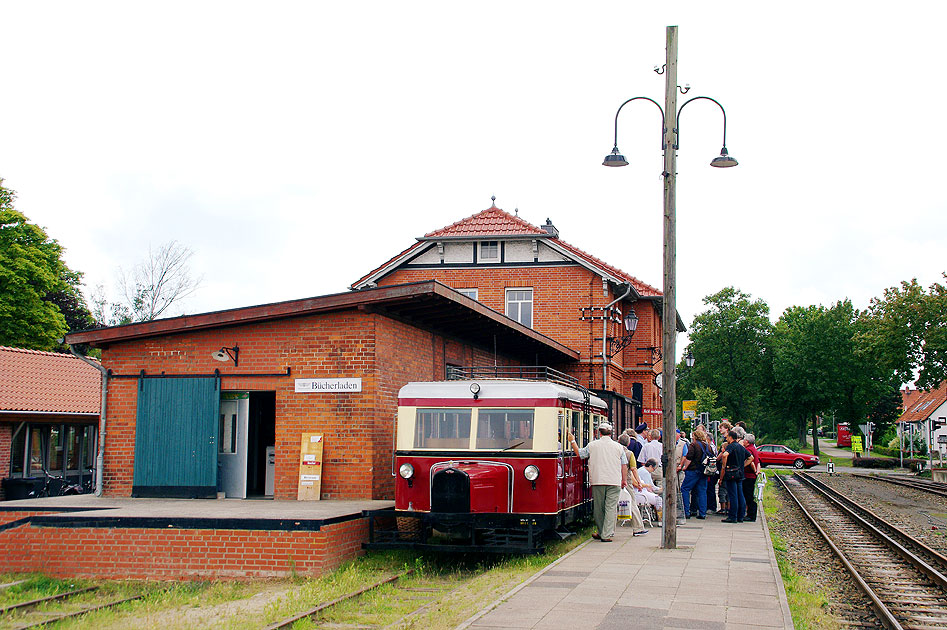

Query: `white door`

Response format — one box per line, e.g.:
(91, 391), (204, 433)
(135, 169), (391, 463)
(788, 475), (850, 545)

(218, 393), (250, 498)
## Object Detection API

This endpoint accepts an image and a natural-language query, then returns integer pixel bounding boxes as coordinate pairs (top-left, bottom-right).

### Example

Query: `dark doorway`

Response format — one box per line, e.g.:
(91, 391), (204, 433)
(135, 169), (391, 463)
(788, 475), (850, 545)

(246, 391), (276, 497)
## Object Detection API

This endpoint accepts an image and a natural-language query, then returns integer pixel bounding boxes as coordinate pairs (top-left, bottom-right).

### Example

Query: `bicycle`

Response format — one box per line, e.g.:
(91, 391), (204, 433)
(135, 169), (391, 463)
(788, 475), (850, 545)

(26, 469), (85, 498)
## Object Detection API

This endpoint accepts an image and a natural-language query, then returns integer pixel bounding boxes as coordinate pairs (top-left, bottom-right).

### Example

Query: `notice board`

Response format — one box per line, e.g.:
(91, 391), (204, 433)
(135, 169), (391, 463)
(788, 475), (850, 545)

(297, 433), (324, 500)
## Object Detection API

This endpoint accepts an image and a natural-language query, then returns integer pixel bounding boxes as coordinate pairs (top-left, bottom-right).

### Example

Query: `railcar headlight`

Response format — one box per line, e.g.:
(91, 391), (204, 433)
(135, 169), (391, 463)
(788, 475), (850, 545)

(524, 465), (540, 481)
(399, 463), (415, 479)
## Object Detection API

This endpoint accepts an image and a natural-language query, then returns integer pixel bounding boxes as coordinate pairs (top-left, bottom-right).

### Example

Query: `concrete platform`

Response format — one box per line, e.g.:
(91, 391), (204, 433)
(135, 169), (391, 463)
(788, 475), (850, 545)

(458, 511), (793, 630)
(0, 496), (394, 580)
(0, 495), (393, 530)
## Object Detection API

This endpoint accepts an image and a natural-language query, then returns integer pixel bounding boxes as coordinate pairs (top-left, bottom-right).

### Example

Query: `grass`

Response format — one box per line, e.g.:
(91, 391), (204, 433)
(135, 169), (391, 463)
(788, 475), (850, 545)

(762, 478), (838, 630)
(0, 529), (591, 630)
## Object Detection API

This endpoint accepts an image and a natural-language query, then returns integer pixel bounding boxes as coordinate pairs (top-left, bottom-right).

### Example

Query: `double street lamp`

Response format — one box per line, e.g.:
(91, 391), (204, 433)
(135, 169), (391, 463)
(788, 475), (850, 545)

(603, 26), (737, 549)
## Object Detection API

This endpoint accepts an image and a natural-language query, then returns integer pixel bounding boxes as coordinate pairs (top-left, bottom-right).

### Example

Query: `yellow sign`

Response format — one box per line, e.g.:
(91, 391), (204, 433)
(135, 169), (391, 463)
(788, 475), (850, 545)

(297, 433), (324, 500)
(851, 436), (863, 454)
(682, 400), (697, 420)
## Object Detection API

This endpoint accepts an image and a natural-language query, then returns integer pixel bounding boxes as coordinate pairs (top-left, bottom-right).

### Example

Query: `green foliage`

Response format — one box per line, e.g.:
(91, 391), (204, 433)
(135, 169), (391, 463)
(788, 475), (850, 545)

(0, 178), (92, 351)
(860, 275), (947, 390)
(682, 287), (773, 427)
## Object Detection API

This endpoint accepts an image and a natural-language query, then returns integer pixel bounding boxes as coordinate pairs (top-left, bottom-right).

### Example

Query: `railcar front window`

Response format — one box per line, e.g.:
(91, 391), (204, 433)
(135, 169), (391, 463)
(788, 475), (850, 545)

(476, 409), (534, 450)
(415, 409), (471, 449)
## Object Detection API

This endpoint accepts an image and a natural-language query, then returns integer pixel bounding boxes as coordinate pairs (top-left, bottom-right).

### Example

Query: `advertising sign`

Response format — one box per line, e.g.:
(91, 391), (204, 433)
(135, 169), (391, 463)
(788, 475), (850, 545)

(851, 435), (863, 454)
(297, 434), (324, 500)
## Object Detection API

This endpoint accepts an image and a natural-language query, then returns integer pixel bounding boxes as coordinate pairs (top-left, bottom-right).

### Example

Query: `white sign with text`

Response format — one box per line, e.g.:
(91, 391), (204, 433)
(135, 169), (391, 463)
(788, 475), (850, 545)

(295, 378), (362, 393)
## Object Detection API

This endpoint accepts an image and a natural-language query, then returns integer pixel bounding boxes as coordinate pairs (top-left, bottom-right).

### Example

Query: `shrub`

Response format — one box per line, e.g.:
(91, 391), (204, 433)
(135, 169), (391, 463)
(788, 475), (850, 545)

(853, 456), (926, 470)
(871, 445), (900, 458)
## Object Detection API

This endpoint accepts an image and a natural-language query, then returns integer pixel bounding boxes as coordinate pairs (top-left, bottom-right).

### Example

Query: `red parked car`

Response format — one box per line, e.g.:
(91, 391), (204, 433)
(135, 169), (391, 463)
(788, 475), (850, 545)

(756, 444), (820, 469)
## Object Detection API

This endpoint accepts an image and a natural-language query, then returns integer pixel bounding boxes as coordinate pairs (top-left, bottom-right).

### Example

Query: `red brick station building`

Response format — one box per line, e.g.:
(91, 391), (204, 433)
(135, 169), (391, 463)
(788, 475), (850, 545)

(0, 204), (674, 579)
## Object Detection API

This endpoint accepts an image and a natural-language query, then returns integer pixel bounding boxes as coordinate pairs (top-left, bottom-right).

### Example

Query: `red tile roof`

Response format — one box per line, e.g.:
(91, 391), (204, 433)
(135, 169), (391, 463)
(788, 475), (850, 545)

(898, 382), (947, 424)
(0, 346), (100, 415)
(424, 206), (548, 238)
(353, 206), (662, 297)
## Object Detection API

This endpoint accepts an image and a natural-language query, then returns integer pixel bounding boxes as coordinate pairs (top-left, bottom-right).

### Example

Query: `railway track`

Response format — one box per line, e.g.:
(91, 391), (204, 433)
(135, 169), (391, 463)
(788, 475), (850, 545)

(777, 472), (947, 629)
(264, 568), (472, 630)
(0, 585), (147, 630)
(852, 473), (947, 499)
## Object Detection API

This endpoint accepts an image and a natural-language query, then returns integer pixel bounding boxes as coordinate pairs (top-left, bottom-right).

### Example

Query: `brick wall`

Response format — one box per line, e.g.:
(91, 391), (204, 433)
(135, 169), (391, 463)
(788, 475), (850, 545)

(0, 515), (368, 580)
(98, 308), (522, 501)
(0, 424), (10, 501)
(377, 266), (663, 411)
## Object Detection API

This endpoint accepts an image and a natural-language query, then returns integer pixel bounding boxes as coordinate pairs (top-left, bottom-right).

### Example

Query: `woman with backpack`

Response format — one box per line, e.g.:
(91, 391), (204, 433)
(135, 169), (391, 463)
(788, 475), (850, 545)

(718, 429), (749, 523)
(677, 426), (714, 519)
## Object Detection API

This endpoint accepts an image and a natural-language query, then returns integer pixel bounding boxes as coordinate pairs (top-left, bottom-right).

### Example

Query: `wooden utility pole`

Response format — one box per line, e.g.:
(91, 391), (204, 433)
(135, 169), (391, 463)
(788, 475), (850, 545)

(661, 25), (679, 550)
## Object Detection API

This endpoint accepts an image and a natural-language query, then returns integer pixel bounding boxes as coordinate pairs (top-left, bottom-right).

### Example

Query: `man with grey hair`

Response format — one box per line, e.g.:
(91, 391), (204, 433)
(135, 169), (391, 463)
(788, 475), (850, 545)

(568, 422), (627, 542)
(741, 432), (762, 522)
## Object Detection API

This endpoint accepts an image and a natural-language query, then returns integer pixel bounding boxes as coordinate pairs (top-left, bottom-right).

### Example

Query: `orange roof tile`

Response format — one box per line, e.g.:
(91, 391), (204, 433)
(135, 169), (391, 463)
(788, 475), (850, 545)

(353, 205), (662, 297)
(0, 346), (100, 415)
(424, 207), (548, 238)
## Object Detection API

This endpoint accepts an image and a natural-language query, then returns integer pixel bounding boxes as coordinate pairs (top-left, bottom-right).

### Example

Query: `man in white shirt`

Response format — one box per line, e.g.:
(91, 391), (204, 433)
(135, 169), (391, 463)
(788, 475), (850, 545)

(635, 458), (664, 512)
(568, 422), (627, 542)
(639, 429), (663, 484)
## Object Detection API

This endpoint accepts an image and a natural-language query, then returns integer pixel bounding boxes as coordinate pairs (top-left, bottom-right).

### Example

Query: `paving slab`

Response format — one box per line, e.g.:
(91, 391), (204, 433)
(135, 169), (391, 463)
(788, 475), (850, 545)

(458, 510), (793, 630)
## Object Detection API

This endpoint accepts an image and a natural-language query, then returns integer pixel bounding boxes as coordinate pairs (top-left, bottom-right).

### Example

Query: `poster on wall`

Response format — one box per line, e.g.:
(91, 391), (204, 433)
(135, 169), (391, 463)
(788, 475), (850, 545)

(297, 433), (324, 501)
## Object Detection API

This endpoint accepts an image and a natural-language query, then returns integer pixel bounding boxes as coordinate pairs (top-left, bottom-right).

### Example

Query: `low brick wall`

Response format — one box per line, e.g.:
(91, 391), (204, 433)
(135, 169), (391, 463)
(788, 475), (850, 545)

(0, 513), (368, 580)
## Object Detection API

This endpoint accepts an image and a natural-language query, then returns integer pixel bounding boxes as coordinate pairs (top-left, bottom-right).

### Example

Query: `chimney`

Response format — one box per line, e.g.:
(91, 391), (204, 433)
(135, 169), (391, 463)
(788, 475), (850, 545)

(542, 218), (559, 238)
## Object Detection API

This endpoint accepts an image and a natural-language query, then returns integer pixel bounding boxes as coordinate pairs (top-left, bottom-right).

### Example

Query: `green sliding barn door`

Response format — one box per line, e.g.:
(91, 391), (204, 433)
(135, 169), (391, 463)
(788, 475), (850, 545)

(132, 377), (220, 498)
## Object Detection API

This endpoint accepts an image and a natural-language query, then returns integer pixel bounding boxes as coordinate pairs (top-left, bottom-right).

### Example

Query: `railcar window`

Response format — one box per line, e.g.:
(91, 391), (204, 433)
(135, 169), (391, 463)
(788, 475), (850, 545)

(570, 411), (582, 447)
(415, 409), (472, 449)
(476, 409), (534, 450)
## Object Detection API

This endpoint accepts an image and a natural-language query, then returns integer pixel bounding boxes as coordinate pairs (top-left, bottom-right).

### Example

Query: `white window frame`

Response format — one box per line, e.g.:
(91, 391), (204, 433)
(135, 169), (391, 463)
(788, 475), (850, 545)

(505, 287), (533, 328)
(479, 240), (500, 263)
(457, 288), (478, 300)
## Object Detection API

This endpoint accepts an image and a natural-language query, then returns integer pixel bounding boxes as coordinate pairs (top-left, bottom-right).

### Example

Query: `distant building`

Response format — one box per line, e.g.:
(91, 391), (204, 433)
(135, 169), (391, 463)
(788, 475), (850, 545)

(898, 382), (947, 458)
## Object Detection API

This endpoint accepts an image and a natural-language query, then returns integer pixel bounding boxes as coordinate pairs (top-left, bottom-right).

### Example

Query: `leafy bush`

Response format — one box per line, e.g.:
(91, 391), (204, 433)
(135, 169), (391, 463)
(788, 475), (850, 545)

(780, 438), (806, 452)
(871, 445), (899, 458)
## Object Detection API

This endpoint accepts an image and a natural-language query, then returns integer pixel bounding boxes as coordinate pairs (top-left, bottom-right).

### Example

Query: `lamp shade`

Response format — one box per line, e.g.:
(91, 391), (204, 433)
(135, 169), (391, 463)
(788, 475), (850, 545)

(685, 350), (695, 368)
(603, 147), (629, 167)
(624, 308), (639, 333)
(710, 146), (738, 168)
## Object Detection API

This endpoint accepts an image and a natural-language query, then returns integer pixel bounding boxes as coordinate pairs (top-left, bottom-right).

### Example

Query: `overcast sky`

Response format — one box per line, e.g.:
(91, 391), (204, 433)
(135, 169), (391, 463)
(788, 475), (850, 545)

(2, 2), (945, 354)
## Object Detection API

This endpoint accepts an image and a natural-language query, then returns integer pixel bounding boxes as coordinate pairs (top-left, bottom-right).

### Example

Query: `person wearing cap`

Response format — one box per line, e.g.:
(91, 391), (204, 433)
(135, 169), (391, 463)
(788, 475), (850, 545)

(568, 422), (627, 542)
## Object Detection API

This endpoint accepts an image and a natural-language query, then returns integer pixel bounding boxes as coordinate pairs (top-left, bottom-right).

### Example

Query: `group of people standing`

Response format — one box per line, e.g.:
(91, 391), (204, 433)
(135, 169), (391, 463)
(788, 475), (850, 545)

(678, 420), (762, 523)
(568, 418), (763, 543)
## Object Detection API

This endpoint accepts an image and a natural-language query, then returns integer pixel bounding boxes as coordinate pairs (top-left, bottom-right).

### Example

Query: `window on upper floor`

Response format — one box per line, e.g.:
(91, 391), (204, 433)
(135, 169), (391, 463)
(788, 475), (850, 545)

(505, 288), (533, 328)
(479, 241), (499, 262)
(457, 288), (478, 300)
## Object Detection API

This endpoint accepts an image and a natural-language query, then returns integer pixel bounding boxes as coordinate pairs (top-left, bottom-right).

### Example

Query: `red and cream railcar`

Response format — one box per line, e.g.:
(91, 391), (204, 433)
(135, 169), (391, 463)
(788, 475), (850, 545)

(364, 371), (608, 553)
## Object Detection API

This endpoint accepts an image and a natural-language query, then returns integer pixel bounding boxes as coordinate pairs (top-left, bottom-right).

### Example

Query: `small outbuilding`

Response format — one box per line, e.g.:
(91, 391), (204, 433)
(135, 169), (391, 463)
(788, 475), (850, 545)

(0, 346), (100, 500)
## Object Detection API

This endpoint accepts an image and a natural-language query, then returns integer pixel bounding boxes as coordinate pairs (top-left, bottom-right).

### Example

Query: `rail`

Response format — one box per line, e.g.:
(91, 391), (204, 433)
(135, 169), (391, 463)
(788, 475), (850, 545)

(776, 472), (947, 629)
(851, 472), (947, 499)
(446, 365), (581, 390)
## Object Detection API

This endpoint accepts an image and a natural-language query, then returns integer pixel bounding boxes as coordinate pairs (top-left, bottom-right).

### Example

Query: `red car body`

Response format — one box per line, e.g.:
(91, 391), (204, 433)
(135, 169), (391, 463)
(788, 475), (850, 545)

(756, 444), (819, 469)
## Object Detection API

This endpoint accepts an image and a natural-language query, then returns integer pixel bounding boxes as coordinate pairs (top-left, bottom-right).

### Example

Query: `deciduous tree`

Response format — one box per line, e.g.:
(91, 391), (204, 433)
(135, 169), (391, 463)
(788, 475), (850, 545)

(683, 287), (773, 428)
(0, 179), (92, 350)
(93, 241), (202, 325)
